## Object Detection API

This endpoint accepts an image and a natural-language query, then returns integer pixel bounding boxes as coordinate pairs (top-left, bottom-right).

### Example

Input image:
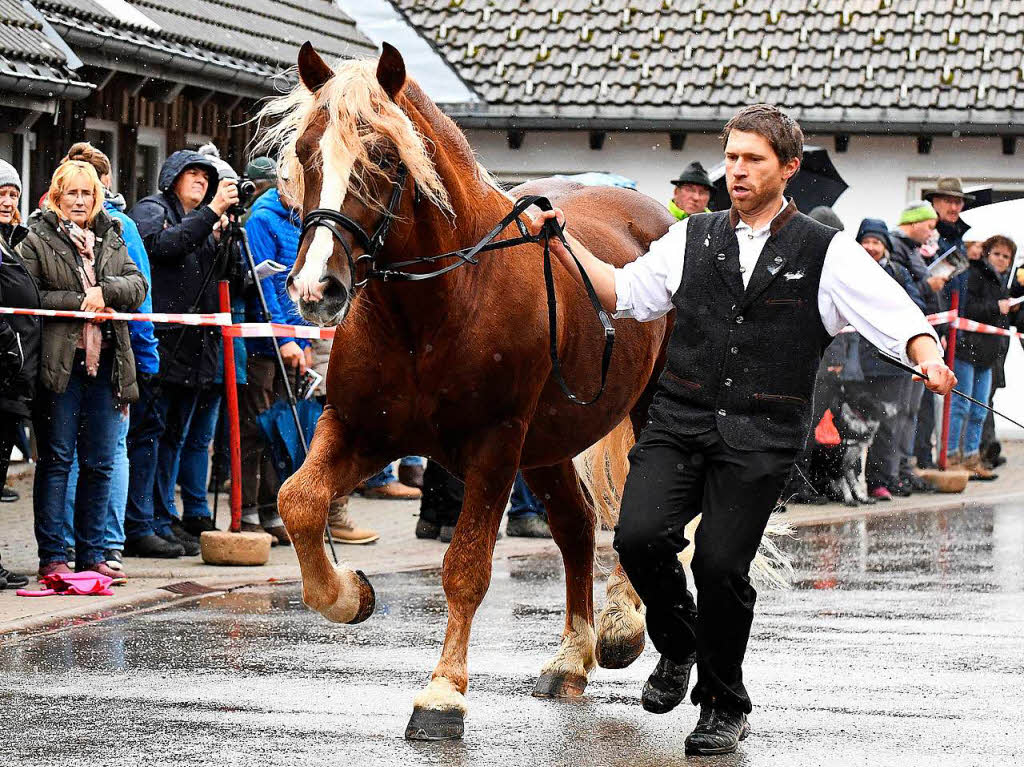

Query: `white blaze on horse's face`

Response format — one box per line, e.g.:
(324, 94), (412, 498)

(292, 135), (352, 307)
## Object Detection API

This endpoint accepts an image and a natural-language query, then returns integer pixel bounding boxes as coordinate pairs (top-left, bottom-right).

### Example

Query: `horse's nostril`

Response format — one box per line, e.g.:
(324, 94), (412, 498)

(321, 274), (348, 303)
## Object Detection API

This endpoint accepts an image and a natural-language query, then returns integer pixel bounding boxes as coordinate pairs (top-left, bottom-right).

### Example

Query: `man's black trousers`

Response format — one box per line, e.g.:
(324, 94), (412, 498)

(613, 424), (796, 714)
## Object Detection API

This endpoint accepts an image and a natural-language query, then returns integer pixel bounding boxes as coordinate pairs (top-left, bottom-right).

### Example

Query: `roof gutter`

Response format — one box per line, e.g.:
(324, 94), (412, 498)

(0, 70), (93, 100)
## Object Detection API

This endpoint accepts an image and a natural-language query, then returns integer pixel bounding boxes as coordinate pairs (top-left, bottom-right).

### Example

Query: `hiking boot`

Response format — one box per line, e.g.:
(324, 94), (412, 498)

(326, 498), (379, 544)
(360, 481), (422, 500)
(641, 653), (696, 714)
(124, 534), (184, 558)
(398, 463), (425, 489)
(170, 520), (199, 546)
(160, 530), (200, 556)
(506, 514), (552, 538)
(415, 518), (441, 539)
(963, 453), (998, 481)
(264, 525), (291, 546)
(104, 549), (124, 572)
(0, 486), (18, 502)
(37, 561), (72, 580)
(78, 561), (127, 586)
(685, 703), (750, 755)
(182, 516), (217, 536)
(0, 563), (29, 589)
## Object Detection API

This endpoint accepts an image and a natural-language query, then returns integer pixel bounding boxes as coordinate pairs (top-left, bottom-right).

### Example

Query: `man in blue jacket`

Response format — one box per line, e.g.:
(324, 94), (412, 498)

(241, 179), (308, 543)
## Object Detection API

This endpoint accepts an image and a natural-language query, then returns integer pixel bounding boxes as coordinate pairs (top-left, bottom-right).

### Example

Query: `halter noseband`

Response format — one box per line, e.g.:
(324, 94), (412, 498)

(300, 163), (411, 288)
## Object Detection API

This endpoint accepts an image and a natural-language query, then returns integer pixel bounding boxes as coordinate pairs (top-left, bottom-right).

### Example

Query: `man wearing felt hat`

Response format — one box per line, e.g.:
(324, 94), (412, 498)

(923, 177), (974, 260)
(669, 161), (713, 221)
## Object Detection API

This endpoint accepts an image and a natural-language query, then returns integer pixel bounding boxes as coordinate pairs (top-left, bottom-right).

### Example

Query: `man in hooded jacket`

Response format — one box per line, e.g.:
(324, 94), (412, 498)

(128, 150), (238, 555)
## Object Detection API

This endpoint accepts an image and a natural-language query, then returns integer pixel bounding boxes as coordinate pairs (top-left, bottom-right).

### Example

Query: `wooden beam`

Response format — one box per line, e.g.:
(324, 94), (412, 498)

(834, 134), (850, 153)
(1002, 136), (1017, 156)
(506, 129), (525, 150)
(142, 79), (188, 105)
(916, 136), (932, 155)
(589, 130), (606, 150)
(669, 131), (686, 151)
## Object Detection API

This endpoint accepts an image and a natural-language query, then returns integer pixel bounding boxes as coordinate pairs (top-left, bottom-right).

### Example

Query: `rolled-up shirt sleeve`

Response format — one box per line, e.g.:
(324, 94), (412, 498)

(612, 218), (689, 322)
(819, 231), (939, 366)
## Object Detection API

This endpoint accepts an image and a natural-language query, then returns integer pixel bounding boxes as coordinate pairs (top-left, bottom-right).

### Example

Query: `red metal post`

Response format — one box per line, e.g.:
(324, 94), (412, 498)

(938, 290), (959, 470)
(219, 281), (244, 532)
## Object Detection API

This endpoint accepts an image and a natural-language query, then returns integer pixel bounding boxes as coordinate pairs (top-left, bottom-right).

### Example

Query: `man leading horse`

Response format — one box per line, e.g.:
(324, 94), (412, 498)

(528, 104), (956, 755)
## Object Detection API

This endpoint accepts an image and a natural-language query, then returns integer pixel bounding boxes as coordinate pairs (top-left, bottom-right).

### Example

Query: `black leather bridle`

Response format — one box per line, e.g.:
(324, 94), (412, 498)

(299, 162), (615, 406)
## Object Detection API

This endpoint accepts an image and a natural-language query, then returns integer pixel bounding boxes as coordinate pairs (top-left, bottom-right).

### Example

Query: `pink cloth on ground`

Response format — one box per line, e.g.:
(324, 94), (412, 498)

(16, 571), (114, 597)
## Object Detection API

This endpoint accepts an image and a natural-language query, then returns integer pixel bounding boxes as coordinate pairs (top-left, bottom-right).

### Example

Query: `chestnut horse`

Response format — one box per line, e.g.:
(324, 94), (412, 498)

(264, 42), (672, 740)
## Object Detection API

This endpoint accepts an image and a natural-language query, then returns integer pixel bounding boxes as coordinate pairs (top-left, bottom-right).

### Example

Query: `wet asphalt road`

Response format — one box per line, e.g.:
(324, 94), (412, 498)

(1, 503), (1022, 767)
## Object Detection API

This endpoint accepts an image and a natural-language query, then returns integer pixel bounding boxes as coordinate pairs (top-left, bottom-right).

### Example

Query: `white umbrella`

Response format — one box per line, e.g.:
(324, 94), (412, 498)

(960, 199), (1024, 287)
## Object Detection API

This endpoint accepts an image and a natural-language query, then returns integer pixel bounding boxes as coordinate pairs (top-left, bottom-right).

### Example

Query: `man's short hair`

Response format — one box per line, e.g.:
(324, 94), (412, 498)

(721, 104), (804, 165)
(982, 234), (1017, 259)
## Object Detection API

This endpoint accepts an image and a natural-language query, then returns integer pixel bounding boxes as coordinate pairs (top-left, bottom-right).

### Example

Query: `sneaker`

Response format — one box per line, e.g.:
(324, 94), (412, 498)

(0, 564), (29, 589)
(78, 561), (127, 586)
(37, 561), (73, 580)
(159, 530), (200, 556)
(0, 486), (18, 502)
(398, 463), (425, 489)
(506, 514), (552, 538)
(360, 481), (422, 500)
(124, 534), (185, 558)
(104, 549), (124, 572)
(182, 516), (217, 537)
(868, 486), (893, 501)
(326, 498), (379, 544)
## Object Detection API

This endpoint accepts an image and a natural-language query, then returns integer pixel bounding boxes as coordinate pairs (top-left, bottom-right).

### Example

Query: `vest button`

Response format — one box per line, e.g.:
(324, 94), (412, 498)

(735, 315), (744, 324)
(717, 409), (727, 417)
(730, 346), (739, 354)
(724, 378), (732, 386)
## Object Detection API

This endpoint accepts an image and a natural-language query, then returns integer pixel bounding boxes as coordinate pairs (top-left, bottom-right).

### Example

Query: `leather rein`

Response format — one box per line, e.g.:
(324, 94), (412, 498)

(300, 163), (615, 406)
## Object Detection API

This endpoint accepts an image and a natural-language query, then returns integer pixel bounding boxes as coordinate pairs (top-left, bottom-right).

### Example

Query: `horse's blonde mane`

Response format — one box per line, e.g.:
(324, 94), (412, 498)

(256, 59), (450, 213)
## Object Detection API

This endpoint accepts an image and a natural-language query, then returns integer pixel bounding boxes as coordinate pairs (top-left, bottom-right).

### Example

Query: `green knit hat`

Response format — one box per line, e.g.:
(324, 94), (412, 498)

(244, 156), (277, 182)
(899, 200), (938, 225)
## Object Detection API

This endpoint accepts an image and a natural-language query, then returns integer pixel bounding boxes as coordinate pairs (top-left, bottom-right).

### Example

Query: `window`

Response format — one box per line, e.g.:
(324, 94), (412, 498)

(135, 128), (165, 199)
(84, 119), (118, 181)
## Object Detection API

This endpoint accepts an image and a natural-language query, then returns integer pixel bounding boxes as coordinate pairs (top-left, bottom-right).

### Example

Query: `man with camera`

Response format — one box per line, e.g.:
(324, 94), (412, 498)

(126, 151), (238, 557)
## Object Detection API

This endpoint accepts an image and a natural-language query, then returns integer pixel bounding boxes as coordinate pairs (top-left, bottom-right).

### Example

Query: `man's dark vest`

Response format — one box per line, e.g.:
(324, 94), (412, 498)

(648, 201), (839, 452)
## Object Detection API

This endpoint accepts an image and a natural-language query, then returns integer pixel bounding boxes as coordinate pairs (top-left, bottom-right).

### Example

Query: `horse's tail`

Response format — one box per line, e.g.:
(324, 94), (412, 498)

(574, 417), (635, 531)
(574, 417), (793, 589)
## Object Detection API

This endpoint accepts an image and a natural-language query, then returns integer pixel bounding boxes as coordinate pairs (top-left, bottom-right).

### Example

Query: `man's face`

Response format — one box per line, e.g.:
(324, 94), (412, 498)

(860, 236), (886, 262)
(672, 183), (711, 215)
(903, 217), (937, 244)
(986, 243), (1014, 273)
(173, 167), (209, 208)
(724, 130), (799, 213)
(930, 194), (964, 224)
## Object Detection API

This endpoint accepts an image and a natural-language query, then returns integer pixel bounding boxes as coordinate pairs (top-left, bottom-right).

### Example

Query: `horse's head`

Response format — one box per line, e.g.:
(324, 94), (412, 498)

(260, 42), (450, 326)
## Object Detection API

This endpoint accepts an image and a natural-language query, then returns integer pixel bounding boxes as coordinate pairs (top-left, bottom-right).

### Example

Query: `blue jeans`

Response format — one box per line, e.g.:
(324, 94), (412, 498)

(65, 413), (130, 551)
(947, 359), (992, 456)
(155, 386), (219, 530)
(125, 375), (165, 540)
(509, 473), (545, 520)
(366, 456), (425, 488)
(33, 352), (121, 568)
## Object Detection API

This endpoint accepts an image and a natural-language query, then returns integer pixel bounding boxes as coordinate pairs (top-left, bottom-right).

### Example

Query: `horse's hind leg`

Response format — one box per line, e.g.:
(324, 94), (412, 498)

(277, 406), (377, 625)
(406, 441), (518, 741)
(523, 461), (598, 698)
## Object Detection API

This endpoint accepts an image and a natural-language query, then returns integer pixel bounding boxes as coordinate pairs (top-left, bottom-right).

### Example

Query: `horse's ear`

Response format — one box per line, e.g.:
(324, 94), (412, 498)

(298, 42), (334, 94)
(376, 42), (406, 100)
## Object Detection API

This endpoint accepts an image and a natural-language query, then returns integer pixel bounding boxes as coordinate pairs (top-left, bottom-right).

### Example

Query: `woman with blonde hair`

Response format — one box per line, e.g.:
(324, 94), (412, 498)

(18, 156), (146, 582)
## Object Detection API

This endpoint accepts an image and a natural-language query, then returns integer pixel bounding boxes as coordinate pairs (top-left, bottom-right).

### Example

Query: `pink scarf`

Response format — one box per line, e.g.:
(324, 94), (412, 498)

(63, 219), (102, 377)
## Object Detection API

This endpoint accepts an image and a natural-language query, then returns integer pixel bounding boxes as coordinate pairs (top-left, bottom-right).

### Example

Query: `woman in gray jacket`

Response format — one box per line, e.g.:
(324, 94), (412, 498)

(19, 159), (146, 582)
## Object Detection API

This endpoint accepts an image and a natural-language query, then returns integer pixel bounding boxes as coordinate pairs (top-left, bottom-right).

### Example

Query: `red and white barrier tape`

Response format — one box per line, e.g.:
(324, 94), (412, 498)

(0, 306), (1015, 341)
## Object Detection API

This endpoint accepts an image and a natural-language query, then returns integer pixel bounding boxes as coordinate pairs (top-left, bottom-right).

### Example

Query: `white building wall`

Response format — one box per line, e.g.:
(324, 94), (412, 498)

(466, 127), (1024, 438)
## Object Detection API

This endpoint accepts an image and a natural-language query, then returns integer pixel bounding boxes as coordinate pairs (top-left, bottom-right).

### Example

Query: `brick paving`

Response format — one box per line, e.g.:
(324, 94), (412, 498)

(2, 441), (1021, 635)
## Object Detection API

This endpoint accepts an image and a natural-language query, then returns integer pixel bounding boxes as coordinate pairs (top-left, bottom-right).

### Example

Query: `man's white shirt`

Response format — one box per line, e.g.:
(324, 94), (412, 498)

(611, 199), (938, 366)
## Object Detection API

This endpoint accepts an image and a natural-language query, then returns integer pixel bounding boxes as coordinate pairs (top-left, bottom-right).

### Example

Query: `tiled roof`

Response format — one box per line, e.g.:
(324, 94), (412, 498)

(0, 0), (92, 95)
(34, 0), (376, 86)
(389, 0), (1024, 130)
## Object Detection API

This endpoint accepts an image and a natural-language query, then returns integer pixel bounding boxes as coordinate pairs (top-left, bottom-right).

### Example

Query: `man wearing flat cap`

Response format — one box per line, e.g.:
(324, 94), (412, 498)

(669, 161), (713, 221)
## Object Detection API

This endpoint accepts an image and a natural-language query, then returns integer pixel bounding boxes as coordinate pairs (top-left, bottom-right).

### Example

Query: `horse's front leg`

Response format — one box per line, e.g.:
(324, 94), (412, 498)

(405, 437), (521, 741)
(277, 406), (378, 624)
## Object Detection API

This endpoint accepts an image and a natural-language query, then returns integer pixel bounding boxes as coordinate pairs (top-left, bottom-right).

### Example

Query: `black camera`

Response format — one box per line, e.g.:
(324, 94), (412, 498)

(227, 176), (258, 218)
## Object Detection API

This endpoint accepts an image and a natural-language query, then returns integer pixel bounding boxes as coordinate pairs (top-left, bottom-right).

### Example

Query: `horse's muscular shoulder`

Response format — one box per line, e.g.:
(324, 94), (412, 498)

(509, 178), (675, 267)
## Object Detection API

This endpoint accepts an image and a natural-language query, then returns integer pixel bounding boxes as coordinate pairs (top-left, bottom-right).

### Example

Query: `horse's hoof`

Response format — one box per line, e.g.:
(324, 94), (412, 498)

(348, 569), (376, 625)
(596, 630), (645, 669)
(404, 708), (465, 741)
(532, 672), (588, 698)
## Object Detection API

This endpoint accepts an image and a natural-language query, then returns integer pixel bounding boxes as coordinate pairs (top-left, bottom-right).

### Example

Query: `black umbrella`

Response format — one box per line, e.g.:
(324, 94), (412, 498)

(708, 146), (849, 212)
